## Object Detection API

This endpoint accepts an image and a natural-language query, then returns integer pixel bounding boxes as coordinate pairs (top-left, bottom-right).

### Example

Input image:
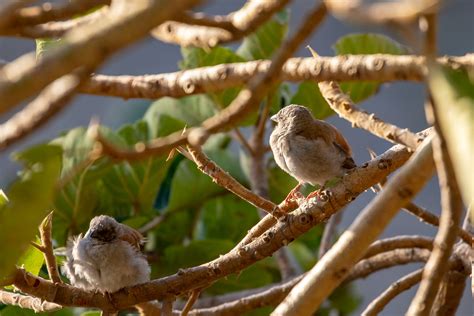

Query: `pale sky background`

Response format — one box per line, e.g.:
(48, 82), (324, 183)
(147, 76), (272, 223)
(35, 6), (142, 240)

(0, 1), (473, 315)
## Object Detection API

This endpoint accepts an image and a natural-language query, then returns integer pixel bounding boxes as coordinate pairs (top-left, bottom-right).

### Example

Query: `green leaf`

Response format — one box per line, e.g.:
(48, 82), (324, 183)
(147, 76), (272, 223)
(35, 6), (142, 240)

(428, 65), (474, 207)
(329, 283), (362, 314)
(207, 262), (274, 295)
(166, 145), (245, 213)
(163, 239), (233, 274)
(99, 120), (176, 215)
(290, 81), (334, 119)
(0, 190), (8, 207)
(79, 312), (101, 316)
(289, 241), (316, 271)
(51, 128), (114, 243)
(196, 195), (260, 242)
(35, 38), (63, 59)
(16, 237), (44, 276)
(0, 144), (61, 279)
(180, 46), (246, 70)
(333, 33), (408, 103)
(267, 163), (298, 202)
(237, 10), (289, 60)
(145, 95), (217, 129)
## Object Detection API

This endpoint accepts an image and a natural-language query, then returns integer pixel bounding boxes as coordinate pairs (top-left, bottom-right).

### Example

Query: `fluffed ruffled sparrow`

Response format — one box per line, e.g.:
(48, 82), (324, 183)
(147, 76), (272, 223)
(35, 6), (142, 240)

(63, 215), (150, 293)
(270, 104), (356, 201)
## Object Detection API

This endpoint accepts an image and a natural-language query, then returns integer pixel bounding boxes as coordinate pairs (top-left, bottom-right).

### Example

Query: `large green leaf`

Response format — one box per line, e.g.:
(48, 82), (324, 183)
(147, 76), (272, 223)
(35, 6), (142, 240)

(428, 65), (474, 208)
(207, 262), (274, 295)
(166, 145), (245, 213)
(333, 33), (407, 103)
(195, 195), (260, 242)
(52, 127), (116, 243)
(0, 190), (7, 207)
(180, 46), (246, 70)
(16, 237), (44, 276)
(267, 163), (298, 202)
(290, 81), (334, 119)
(145, 95), (217, 129)
(99, 120), (177, 215)
(35, 38), (63, 59)
(162, 239), (234, 275)
(0, 144), (61, 279)
(237, 10), (289, 60)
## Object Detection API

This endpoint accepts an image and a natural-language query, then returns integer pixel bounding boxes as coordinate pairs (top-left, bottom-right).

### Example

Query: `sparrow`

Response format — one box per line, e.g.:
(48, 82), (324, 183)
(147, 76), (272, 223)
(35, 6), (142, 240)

(269, 104), (356, 201)
(63, 215), (150, 293)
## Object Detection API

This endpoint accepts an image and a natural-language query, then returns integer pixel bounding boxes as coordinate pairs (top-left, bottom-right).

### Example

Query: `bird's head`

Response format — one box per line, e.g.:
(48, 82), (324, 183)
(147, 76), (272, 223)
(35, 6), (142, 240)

(271, 104), (314, 127)
(87, 215), (118, 243)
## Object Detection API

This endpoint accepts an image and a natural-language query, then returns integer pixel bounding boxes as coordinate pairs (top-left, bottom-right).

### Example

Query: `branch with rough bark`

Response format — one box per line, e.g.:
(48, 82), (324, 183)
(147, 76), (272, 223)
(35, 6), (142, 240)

(0, 290), (62, 313)
(151, 0), (291, 47)
(0, 0), (201, 115)
(0, 72), (88, 151)
(79, 54), (474, 100)
(324, 0), (439, 24)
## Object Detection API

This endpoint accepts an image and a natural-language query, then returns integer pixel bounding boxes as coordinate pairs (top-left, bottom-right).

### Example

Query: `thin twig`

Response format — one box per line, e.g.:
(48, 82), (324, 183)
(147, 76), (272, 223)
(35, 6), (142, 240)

(38, 212), (62, 283)
(232, 128), (254, 155)
(362, 235), (433, 259)
(181, 289), (201, 316)
(362, 269), (423, 316)
(185, 145), (282, 218)
(318, 211), (343, 259)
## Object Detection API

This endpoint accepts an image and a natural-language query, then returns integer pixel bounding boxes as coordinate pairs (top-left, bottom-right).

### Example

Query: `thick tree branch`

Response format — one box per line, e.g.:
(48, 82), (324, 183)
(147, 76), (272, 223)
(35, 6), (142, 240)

(11, 0), (110, 27)
(0, 72), (87, 151)
(272, 137), (435, 316)
(407, 114), (464, 316)
(0, 0), (201, 115)
(79, 54), (474, 100)
(324, 0), (439, 24)
(407, 12), (464, 314)
(0, 290), (62, 313)
(152, 0), (291, 47)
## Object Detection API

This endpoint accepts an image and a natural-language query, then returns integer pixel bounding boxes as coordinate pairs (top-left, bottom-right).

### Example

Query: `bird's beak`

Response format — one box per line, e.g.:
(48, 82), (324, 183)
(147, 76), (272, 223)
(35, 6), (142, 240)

(270, 114), (278, 122)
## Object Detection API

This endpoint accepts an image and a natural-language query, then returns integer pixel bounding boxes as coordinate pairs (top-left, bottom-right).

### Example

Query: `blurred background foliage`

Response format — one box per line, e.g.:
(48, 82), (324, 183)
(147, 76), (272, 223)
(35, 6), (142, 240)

(2, 6), (471, 315)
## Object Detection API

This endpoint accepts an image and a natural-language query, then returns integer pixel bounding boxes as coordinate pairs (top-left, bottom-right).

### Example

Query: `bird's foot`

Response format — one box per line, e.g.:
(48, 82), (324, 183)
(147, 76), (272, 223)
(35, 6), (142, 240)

(306, 185), (326, 201)
(283, 183), (305, 205)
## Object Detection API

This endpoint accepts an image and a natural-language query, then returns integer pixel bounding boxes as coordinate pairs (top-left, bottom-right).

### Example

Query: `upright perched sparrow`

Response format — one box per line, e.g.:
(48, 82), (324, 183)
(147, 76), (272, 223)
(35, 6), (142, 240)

(63, 215), (150, 293)
(270, 104), (356, 200)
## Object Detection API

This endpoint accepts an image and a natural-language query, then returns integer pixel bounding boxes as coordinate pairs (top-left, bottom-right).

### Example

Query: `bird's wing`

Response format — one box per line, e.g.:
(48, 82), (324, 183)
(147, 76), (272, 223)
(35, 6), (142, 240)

(118, 224), (145, 251)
